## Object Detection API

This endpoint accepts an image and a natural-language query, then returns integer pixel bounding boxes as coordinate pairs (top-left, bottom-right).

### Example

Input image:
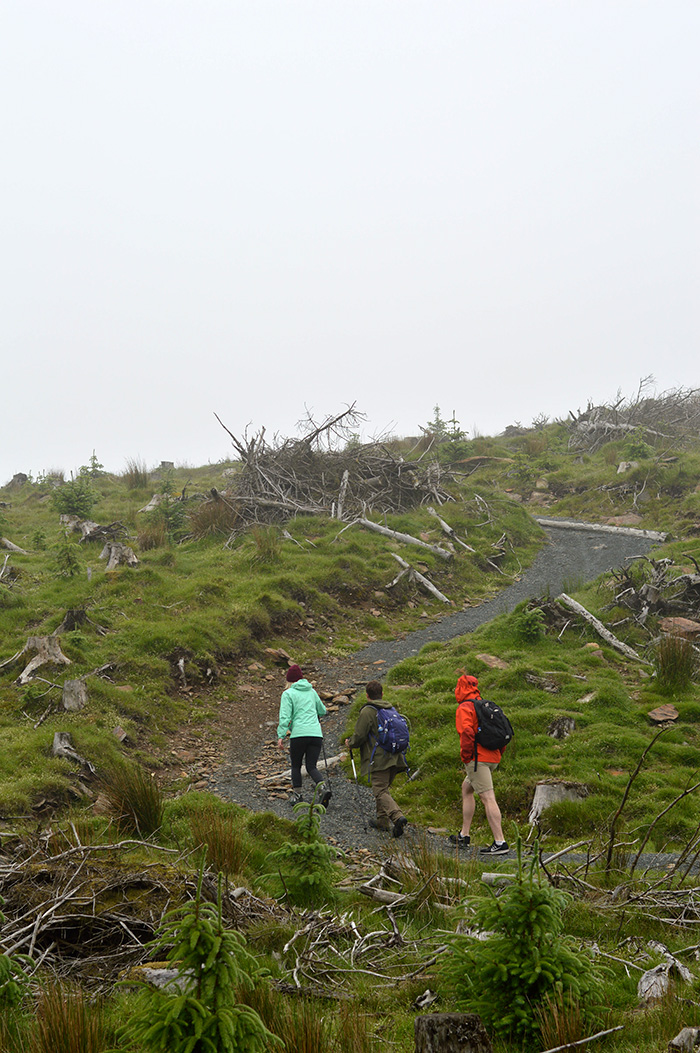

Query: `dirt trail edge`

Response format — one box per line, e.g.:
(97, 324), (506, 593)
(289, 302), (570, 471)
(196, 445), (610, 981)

(210, 520), (662, 856)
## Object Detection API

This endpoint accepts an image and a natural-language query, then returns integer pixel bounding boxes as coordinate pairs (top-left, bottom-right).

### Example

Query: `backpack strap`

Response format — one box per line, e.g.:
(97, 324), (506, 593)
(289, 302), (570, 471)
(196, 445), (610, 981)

(359, 703), (383, 771)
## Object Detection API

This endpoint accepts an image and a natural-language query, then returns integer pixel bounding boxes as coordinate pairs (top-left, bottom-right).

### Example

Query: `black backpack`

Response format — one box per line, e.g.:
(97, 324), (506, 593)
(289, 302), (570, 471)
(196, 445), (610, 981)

(473, 699), (513, 768)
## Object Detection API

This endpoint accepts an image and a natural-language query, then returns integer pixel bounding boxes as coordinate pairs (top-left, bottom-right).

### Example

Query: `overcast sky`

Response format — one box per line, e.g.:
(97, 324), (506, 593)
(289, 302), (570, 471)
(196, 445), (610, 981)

(1, 2), (698, 484)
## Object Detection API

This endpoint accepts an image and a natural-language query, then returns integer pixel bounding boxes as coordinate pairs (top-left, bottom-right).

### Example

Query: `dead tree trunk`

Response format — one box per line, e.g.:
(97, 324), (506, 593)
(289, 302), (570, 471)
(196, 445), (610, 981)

(427, 507), (475, 551)
(0, 537), (30, 554)
(358, 518), (453, 560)
(387, 553), (453, 604)
(535, 517), (667, 542)
(556, 593), (645, 662)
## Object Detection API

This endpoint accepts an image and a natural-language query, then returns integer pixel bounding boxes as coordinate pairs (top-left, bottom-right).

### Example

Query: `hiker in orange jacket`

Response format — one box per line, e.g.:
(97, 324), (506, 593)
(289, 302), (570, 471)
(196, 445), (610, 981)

(450, 673), (509, 856)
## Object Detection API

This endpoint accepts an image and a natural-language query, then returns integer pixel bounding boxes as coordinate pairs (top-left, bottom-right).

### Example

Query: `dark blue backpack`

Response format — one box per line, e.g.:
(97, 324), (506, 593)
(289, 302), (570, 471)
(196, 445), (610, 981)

(364, 704), (410, 767)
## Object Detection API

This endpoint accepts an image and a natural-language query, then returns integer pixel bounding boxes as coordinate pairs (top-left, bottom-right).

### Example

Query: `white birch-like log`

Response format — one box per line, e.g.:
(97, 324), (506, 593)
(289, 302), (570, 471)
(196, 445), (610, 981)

(426, 507), (475, 551)
(535, 517), (667, 542)
(0, 537), (29, 554)
(358, 885), (406, 905)
(388, 553), (452, 604)
(264, 753), (344, 783)
(336, 469), (349, 521)
(556, 593), (645, 662)
(357, 518), (453, 560)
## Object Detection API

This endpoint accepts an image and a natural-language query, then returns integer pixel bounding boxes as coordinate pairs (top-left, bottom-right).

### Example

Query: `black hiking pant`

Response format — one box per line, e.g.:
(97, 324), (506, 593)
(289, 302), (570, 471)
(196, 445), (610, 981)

(289, 736), (324, 789)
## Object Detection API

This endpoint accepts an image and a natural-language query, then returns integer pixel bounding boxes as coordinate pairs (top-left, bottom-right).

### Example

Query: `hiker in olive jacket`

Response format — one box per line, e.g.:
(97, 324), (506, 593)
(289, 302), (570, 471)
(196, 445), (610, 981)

(344, 680), (408, 838)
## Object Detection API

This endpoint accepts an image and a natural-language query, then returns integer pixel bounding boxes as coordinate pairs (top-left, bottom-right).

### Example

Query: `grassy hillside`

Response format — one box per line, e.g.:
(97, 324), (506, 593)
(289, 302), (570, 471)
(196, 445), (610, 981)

(2, 403), (700, 1053)
(0, 457), (543, 813)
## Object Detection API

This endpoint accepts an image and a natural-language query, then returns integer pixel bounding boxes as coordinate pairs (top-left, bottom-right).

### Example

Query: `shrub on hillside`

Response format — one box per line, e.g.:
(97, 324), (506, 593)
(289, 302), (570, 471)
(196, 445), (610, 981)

(50, 474), (98, 518)
(442, 839), (605, 1047)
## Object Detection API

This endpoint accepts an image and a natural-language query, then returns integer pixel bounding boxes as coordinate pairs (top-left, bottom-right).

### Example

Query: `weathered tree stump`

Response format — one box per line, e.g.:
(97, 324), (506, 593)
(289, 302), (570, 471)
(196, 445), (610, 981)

(414, 1014), (492, 1052)
(62, 680), (88, 712)
(528, 780), (588, 825)
(547, 716), (576, 739)
(52, 732), (96, 775)
(669, 1026), (700, 1051)
(100, 542), (139, 571)
(3, 635), (72, 685)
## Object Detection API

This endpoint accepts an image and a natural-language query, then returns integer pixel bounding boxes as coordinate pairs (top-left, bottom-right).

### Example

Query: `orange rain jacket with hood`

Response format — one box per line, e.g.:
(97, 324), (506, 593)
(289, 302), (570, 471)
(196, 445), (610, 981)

(454, 674), (504, 766)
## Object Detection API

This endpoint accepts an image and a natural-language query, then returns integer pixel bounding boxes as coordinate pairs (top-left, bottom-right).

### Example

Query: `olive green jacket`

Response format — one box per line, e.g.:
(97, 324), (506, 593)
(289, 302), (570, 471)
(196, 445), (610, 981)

(345, 703), (409, 778)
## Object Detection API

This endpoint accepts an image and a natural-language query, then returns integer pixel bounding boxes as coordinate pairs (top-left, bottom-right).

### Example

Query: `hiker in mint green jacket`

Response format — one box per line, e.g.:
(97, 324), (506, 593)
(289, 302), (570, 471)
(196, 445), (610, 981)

(276, 664), (332, 808)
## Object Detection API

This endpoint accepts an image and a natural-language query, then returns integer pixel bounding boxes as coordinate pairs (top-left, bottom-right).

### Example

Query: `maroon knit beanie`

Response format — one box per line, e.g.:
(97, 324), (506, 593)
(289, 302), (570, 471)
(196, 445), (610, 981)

(286, 664), (303, 683)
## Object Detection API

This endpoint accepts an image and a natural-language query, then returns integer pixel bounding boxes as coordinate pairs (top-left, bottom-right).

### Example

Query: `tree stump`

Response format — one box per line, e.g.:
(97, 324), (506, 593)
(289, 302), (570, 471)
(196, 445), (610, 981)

(528, 780), (588, 825)
(62, 680), (88, 712)
(52, 732), (96, 775)
(414, 1013), (492, 1053)
(547, 716), (576, 740)
(100, 542), (139, 571)
(15, 636), (71, 685)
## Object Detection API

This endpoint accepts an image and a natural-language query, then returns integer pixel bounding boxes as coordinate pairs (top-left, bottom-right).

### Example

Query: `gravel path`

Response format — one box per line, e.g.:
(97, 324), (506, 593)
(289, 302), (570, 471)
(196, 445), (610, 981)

(211, 521), (663, 860)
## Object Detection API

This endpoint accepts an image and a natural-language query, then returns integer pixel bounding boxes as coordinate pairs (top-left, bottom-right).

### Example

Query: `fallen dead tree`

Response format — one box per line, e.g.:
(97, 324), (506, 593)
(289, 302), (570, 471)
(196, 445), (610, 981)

(535, 517), (667, 543)
(358, 517), (453, 560)
(387, 552), (453, 605)
(555, 593), (645, 662)
(1, 536), (30, 554)
(214, 405), (457, 532)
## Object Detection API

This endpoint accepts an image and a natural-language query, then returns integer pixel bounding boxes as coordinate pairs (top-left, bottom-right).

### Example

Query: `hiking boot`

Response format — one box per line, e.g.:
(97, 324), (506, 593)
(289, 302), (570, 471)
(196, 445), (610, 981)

(479, 840), (509, 856)
(289, 791), (304, 805)
(448, 833), (471, 849)
(320, 785), (332, 809)
(392, 816), (409, 839)
(369, 818), (391, 832)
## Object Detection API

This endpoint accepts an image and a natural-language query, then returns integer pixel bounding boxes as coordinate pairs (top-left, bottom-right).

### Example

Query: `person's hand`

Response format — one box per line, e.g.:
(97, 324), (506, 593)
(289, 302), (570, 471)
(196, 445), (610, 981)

(344, 738), (350, 747)
(277, 738), (284, 750)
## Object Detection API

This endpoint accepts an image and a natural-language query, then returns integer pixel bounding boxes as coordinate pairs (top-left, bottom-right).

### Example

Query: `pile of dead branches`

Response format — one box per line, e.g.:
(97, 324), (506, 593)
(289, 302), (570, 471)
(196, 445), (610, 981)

(281, 902), (446, 995)
(0, 835), (285, 990)
(604, 554), (700, 627)
(214, 406), (456, 530)
(566, 379), (700, 453)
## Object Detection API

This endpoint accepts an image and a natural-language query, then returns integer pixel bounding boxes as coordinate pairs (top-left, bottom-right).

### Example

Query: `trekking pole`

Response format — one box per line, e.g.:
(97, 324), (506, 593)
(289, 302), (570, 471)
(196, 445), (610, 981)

(348, 749), (367, 833)
(321, 736), (332, 787)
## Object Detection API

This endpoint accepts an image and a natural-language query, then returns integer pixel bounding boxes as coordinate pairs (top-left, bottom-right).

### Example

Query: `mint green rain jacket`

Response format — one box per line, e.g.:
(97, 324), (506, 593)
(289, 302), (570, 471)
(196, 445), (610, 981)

(276, 679), (327, 739)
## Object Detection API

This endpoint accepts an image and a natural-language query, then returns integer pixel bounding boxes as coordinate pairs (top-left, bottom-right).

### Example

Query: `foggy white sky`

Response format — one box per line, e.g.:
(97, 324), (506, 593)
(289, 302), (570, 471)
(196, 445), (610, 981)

(1, 2), (698, 484)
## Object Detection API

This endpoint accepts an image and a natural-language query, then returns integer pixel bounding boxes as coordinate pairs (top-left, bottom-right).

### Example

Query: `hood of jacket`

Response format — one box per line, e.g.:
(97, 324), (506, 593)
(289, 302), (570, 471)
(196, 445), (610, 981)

(455, 674), (480, 703)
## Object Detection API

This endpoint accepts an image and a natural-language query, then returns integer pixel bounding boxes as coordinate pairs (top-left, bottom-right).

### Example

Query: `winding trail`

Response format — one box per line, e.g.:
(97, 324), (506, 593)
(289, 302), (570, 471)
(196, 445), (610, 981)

(316, 518), (663, 679)
(213, 519), (665, 854)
